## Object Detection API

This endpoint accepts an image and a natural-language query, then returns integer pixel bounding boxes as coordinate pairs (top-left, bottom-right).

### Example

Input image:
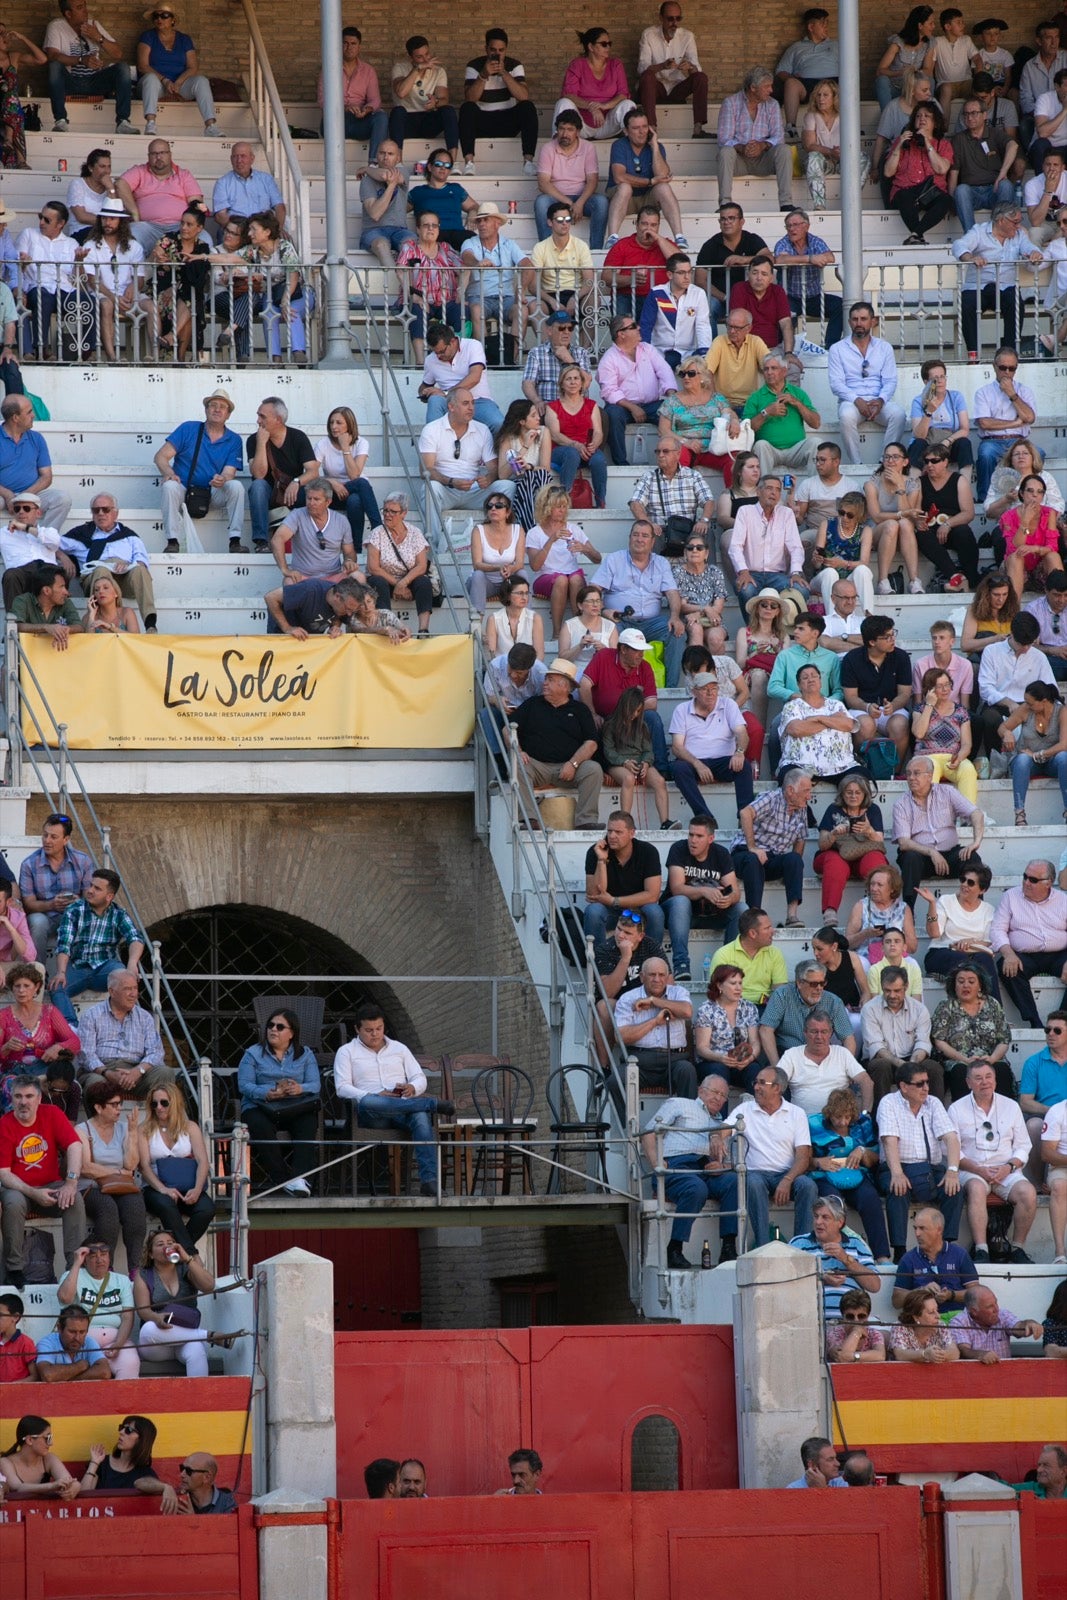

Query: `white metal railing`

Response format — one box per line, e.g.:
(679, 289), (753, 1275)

(239, 0), (312, 260)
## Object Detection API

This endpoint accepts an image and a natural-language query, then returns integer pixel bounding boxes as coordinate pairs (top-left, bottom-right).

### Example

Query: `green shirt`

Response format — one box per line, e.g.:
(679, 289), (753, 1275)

(742, 383), (812, 450)
(767, 641), (842, 700)
(714, 937), (788, 1007)
(11, 593), (80, 627)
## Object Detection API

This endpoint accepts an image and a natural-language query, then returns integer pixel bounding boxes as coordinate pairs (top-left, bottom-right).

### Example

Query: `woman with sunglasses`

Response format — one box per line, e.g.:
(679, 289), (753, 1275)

(75, 1079), (147, 1276)
(525, 483), (602, 639)
(671, 531), (728, 649)
(733, 587), (795, 733)
(998, 680), (1067, 826)
(57, 1239), (140, 1380)
(557, 584), (617, 675)
(407, 149), (477, 249)
(912, 666), (978, 803)
(467, 489), (528, 612)
(396, 214), (462, 363)
(237, 1008), (321, 1198)
(659, 364), (737, 469)
(483, 571), (544, 660)
(136, 8), (218, 137)
(365, 494), (434, 638)
(824, 1287), (887, 1360)
(811, 490), (876, 617)
(138, 1080), (215, 1253)
(151, 204), (210, 360)
(0, 1416), (87, 1499)
(917, 863), (999, 996)
(983, 438), (1064, 526)
(545, 364), (608, 509)
(916, 442), (979, 593)
(931, 961), (1013, 1102)
(555, 27), (636, 141)
(809, 1089), (891, 1263)
(864, 444), (922, 594)
(1000, 474), (1066, 602)
(80, 1415), (177, 1506)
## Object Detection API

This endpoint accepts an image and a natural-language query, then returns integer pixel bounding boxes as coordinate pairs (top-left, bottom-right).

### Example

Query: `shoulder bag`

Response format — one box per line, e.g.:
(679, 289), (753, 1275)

(653, 470), (694, 558)
(88, 1124), (140, 1197)
(183, 424), (211, 519)
(146, 1265), (202, 1330)
(382, 526), (444, 605)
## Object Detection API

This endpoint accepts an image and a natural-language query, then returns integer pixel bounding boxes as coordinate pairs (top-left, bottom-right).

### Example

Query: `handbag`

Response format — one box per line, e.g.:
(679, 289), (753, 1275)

(88, 1126), (140, 1196)
(914, 177), (942, 211)
(383, 526), (443, 606)
(266, 440), (294, 511)
(146, 1266), (202, 1329)
(183, 424), (211, 519)
(156, 1155), (199, 1192)
(258, 1092), (321, 1122)
(568, 473), (594, 511)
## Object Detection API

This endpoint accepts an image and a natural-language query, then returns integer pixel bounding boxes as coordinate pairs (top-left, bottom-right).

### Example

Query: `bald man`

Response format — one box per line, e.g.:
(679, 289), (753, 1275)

(172, 1453), (236, 1515)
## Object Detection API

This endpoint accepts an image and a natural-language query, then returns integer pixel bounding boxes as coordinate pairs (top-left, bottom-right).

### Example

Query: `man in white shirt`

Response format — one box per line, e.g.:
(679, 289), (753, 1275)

(826, 301), (906, 464)
(636, 3), (709, 138)
(333, 1003), (454, 1196)
(820, 580), (865, 651)
(1031, 65), (1067, 169)
(60, 494), (157, 632)
(876, 1059), (963, 1254)
(669, 673), (754, 815)
(1024, 150), (1067, 244)
(778, 1011), (872, 1116)
(614, 956), (696, 1097)
(723, 1065), (817, 1245)
(0, 494), (70, 610)
(418, 388), (512, 516)
(638, 254), (712, 365)
(972, 347), (1038, 501)
(14, 202), (82, 361)
(950, 1060), (1037, 1263)
(976, 612), (1056, 752)
(1025, 572), (1067, 683)
(419, 322), (504, 433)
(727, 475), (808, 607)
(44, 0), (135, 133)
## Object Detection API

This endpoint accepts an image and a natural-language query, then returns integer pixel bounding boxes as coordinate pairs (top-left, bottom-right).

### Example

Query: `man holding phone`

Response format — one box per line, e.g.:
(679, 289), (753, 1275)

(18, 812), (94, 958)
(459, 28), (539, 177)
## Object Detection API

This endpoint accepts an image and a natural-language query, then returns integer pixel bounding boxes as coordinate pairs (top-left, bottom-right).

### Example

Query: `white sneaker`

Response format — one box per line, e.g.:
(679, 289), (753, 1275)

(909, 579), (925, 594)
(523, 159), (537, 176)
(463, 159), (476, 175)
(204, 123), (223, 138)
(144, 118), (156, 134)
(876, 579), (891, 595)
(282, 1177), (311, 1196)
(115, 119), (137, 134)
(53, 118), (70, 132)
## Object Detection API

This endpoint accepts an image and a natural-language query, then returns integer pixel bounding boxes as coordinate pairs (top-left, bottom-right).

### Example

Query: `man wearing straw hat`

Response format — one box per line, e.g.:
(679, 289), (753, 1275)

(154, 388), (246, 556)
(509, 657), (604, 829)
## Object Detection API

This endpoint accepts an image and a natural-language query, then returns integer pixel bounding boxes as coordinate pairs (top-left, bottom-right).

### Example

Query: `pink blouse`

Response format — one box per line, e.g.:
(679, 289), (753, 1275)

(999, 506), (1061, 567)
(0, 1003), (81, 1064)
(561, 56), (630, 127)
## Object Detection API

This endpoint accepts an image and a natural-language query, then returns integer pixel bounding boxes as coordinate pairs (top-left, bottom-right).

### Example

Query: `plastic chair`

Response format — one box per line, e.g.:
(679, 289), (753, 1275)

(470, 1063), (537, 1196)
(545, 1064), (611, 1196)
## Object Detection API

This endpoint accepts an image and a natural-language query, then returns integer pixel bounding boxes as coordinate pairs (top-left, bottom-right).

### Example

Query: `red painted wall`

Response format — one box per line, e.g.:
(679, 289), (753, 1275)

(218, 1228), (421, 1329)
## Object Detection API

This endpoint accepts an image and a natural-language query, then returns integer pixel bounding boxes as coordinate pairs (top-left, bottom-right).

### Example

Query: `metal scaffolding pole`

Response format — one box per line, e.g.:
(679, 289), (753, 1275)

(319, 0), (351, 366)
(837, 0), (864, 308)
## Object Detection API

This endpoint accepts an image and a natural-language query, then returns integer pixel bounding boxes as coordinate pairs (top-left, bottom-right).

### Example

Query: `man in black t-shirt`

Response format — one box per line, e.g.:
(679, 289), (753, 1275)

(510, 659), (603, 827)
(247, 396), (317, 552)
(591, 908), (666, 1067)
(694, 202), (772, 335)
(839, 616), (913, 772)
(662, 815), (740, 981)
(584, 810), (664, 943)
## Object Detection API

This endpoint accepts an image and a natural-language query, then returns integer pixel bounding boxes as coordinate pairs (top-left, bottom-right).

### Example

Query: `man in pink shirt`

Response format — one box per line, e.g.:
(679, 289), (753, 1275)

(317, 26), (387, 156)
(596, 314), (676, 464)
(115, 139), (205, 253)
(535, 109), (609, 249)
(727, 475), (809, 606)
(910, 619), (974, 701)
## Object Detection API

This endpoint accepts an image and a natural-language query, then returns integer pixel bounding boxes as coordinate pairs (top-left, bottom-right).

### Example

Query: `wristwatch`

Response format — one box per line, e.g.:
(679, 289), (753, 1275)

(947, 1164), (959, 1172)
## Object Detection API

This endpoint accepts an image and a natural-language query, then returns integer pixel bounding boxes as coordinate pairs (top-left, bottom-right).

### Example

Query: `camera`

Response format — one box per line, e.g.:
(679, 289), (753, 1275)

(620, 605), (635, 620)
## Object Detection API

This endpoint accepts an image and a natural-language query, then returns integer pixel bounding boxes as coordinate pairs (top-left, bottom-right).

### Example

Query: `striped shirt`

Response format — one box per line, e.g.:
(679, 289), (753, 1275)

(876, 1088), (954, 1162)
(55, 898), (139, 967)
(990, 885), (1067, 956)
(773, 232), (834, 300)
(788, 1227), (876, 1318)
(521, 340), (592, 403)
(717, 88), (785, 148)
(730, 787), (809, 855)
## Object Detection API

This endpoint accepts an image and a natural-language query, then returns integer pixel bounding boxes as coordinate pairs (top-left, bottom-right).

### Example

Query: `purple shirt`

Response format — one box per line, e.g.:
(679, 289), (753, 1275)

(891, 784), (976, 852)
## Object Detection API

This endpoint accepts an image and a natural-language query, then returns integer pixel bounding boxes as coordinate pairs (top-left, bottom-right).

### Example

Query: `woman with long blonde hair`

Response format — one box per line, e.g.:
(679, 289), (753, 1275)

(137, 1080), (215, 1253)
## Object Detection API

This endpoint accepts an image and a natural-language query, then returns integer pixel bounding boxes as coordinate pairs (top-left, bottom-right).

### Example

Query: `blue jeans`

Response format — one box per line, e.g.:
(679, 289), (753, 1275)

(603, 399), (664, 465)
(878, 1160), (964, 1248)
(787, 289), (842, 349)
(250, 479), (305, 547)
(976, 434), (1025, 502)
(874, 73), (896, 110)
(336, 478), (380, 551)
(672, 754), (754, 816)
(643, 709), (669, 775)
(360, 225), (417, 253)
(49, 60), (132, 122)
(425, 393), (504, 434)
(663, 1154), (740, 1243)
(355, 1094), (440, 1184)
(745, 1168), (817, 1246)
(632, 610), (685, 688)
(344, 107), (389, 158)
(953, 179), (1015, 233)
(551, 445), (608, 507)
(52, 960), (125, 1025)
(533, 191), (609, 250)
(1010, 748), (1067, 811)
(735, 569), (804, 608)
(731, 846), (804, 911)
(583, 899), (665, 944)
(664, 895), (740, 976)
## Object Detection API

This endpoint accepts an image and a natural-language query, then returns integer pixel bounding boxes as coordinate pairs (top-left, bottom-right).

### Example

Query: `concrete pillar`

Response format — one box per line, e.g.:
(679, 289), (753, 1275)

(942, 1475), (1023, 1600)
(733, 1240), (823, 1490)
(255, 1247), (336, 1499)
(254, 1491), (328, 1600)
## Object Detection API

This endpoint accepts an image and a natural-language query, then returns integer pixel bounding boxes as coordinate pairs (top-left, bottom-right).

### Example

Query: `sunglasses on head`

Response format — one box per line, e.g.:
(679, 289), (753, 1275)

(618, 911), (644, 927)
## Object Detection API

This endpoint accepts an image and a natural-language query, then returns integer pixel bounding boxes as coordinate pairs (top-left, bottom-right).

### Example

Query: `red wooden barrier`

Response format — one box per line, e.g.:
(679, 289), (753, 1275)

(334, 1326), (738, 1498)
(0, 1505), (257, 1600)
(338, 1488), (929, 1600)
(829, 1360), (1067, 1480)
(1019, 1495), (1067, 1600)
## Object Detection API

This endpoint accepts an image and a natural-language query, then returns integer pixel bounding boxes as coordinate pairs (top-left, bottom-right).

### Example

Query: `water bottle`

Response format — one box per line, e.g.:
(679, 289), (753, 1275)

(702, 954), (712, 986)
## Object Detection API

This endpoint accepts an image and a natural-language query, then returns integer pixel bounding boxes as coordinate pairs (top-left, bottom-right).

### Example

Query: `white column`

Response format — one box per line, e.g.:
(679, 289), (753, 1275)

(837, 0), (864, 306)
(255, 1247), (336, 1499)
(942, 1475), (1023, 1600)
(318, 0), (352, 366)
(254, 1491), (328, 1600)
(733, 1240), (823, 1489)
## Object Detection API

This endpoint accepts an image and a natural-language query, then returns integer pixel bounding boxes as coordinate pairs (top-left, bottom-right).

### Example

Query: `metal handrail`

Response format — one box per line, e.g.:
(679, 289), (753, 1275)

(238, 0), (312, 260)
(4, 620), (200, 1096)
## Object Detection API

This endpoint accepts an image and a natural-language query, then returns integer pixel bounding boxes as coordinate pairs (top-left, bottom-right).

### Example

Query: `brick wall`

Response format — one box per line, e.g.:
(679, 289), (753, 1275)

(8, 3), (1056, 107)
(419, 1224), (635, 1327)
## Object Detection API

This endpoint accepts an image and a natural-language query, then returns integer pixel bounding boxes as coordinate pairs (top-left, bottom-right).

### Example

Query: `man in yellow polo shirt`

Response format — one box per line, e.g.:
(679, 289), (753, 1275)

(530, 200), (595, 319)
(713, 906), (787, 1006)
(705, 308), (768, 411)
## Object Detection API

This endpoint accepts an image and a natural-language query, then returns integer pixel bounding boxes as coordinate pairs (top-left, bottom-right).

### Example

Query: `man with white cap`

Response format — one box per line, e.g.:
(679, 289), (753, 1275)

(669, 671), (755, 818)
(581, 625), (669, 772)
(459, 202), (533, 351)
(0, 493), (70, 610)
(509, 657), (604, 828)
(154, 389), (246, 556)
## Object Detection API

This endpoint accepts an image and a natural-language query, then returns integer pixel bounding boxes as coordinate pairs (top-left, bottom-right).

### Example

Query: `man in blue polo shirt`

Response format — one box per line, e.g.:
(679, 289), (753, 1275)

(154, 389), (246, 556)
(0, 394), (71, 532)
(891, 1205), (977, 1309)
(34, 1305), (112, 1381)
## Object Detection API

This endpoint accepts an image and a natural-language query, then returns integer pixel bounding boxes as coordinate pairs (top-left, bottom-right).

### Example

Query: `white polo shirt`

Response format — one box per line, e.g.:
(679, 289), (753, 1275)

(668, 696), (745, 761)
(724, 1096), (811, 1173)
(950, 1092), (1030, 1170)
(777, 1044), (867, 1116)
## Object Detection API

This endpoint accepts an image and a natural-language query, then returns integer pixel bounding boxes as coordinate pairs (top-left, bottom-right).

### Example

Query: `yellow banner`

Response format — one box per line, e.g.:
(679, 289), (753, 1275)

(21, 633), (475, 750)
